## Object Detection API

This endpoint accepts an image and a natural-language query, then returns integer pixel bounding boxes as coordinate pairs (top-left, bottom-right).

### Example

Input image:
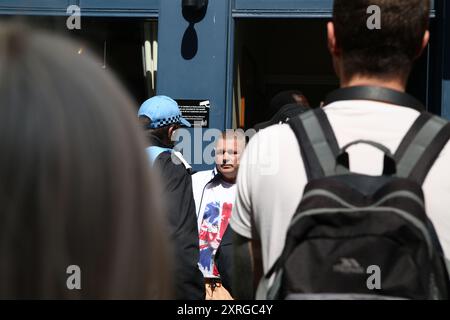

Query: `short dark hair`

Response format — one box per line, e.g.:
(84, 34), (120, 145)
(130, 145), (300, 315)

(139, 116), (177, 145)
(268, 90), (309, 119)
(333, 0), (430, 80)
(0, 23), (171, 299)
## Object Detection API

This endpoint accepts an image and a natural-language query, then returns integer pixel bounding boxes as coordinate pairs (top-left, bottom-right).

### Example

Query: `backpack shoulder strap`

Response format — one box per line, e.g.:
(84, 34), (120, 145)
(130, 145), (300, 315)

(395, 112), (450, 185)
(288, 108), (340, 181)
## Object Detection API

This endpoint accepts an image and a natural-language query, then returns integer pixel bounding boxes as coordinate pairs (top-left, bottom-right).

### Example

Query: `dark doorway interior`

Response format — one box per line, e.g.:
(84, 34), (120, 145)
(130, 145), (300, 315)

(234, 18), (435, 129)
(2, 16), (155, 106)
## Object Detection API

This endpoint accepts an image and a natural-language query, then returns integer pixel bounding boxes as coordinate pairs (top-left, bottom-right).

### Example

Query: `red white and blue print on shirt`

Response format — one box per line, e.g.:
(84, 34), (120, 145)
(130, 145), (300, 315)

(198, 201), (232, 278)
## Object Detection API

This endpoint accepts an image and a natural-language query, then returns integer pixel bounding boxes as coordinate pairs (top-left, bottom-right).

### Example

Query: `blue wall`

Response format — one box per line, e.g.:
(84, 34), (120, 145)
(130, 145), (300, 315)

(233, 0), (334, 17)
(0, 0), (71, 15)
(0, 0), (159, 16)
(442, 0), (450, 120)
(233, 0), (435, 18)
(1, 0), (448, 124)
(157, 0), (232, 171)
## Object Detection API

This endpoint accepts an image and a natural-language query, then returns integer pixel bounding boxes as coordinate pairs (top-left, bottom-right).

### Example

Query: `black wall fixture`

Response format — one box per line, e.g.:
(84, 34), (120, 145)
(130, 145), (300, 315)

(182, 0), (209, 12)
(181, 0), (209, 60)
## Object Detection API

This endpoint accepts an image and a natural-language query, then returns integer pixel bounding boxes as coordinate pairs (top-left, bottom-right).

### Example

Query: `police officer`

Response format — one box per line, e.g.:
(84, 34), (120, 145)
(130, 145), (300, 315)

(138, 96), (204, 300)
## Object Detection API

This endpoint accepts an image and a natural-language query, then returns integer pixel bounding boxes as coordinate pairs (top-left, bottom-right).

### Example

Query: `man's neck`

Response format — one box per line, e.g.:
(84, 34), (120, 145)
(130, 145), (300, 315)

(220, 174), (236, 184)
(342, 76), (407, 93)
(148, 135), (172, 149)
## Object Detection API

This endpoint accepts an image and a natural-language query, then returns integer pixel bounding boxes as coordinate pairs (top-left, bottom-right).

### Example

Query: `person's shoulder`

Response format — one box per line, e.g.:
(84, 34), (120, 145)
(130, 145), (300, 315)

(192, 169), (213, 178)
(250, 123), (296, 146)
(192, 169), (214, 185)
(258, 122), (292, 135)
(249, 123), (298, 156)
(153, 150), (171, 167)
(241, 123), (300, 179)
(156, 152), (190, 177)
(243, 123), (298, 162)
(324, 100), (422, 116)
(415, 113), (450, 161)
(439, 139), (450, 160)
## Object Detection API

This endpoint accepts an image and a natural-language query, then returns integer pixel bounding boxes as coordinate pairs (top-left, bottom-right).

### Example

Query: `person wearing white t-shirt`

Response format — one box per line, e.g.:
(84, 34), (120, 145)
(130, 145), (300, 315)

(230, 0), (450, 299)
(192, 131), (246, 299)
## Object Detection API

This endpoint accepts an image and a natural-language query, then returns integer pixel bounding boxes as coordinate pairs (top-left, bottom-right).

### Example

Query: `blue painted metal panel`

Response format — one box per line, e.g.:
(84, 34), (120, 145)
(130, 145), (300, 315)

(234, 0), (333, 17)
(0, 0), (159, 17)
(233, 0), (435, 18)
(80, 0), (159, 9)
(225, 0), (235, 129)
(0, 0), (72, 15)
(235, 0), (333, 10)
(157, 0), (231, 171)
(235, 0), (435, 10)
(0, 0), (70, 7)
(79, 0), (159, 17)
(441, 0), (450, 120)
(444, 81), (450, 120)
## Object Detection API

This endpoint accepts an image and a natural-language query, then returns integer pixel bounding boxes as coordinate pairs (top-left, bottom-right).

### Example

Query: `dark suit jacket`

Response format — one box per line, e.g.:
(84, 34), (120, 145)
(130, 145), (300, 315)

(215, 223), (235, 294)
(154, 149), (204, 300)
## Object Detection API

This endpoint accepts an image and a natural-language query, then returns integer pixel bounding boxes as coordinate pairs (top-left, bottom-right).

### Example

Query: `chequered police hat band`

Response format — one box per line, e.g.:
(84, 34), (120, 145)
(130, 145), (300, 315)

(150, 115), (182, 128)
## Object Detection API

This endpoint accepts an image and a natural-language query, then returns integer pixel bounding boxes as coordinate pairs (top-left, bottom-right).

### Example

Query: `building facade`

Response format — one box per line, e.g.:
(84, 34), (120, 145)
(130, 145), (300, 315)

(2, 0), (449, 170)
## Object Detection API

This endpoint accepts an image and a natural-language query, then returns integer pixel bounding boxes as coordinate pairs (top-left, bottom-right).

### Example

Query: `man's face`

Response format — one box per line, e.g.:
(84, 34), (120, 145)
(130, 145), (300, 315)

(215, 135), (245, 182)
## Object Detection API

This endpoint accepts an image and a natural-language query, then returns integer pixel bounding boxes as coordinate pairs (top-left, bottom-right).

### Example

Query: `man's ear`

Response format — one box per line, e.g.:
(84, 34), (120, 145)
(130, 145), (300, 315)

(327, 22), (340, 58)
(416, 30), (430, 59)
(167, 125), (177, 143)
(327, 21), (343, 81)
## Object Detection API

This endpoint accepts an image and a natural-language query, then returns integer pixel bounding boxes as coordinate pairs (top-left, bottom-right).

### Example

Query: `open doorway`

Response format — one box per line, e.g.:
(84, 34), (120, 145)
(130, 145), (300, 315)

(233, 19), (433, 130)
(3, 16), (158, 106)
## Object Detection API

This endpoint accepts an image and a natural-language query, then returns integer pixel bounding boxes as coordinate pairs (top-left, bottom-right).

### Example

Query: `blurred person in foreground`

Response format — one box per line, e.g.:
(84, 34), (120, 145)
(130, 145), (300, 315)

(0, 23), (171, 299)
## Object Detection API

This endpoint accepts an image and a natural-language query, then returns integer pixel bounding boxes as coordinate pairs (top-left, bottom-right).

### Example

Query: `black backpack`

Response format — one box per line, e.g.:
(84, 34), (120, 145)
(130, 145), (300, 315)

(264, 87), (450, 300)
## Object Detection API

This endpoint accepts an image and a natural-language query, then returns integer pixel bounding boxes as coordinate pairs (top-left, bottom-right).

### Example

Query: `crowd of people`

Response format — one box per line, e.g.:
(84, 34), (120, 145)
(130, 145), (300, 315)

(1, 0), (449, 300)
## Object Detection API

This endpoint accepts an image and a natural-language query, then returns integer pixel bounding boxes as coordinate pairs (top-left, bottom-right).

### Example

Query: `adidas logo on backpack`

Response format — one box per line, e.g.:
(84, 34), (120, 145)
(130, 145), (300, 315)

(332, 258), (365, 275)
